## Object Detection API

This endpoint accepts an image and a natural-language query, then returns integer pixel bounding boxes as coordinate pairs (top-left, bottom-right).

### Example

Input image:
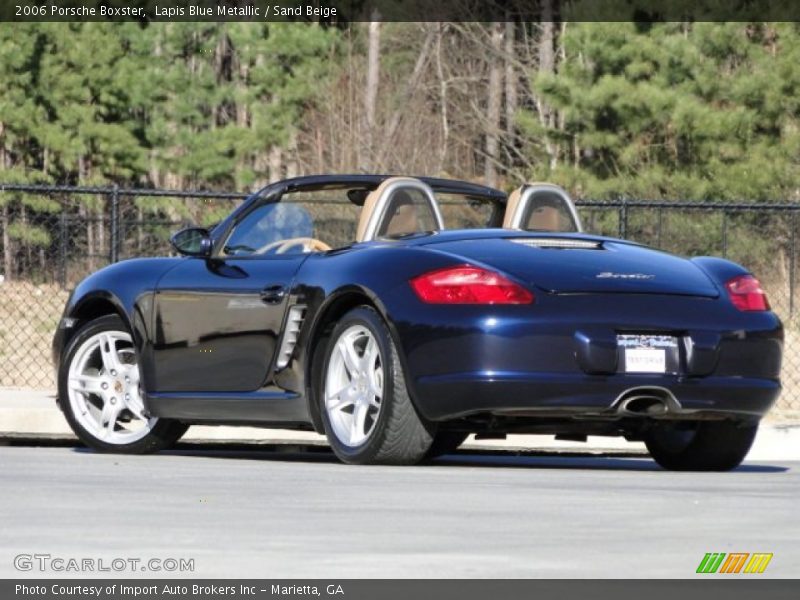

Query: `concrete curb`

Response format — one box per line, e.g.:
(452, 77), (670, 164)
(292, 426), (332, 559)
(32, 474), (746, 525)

(2, 387), (798, 461)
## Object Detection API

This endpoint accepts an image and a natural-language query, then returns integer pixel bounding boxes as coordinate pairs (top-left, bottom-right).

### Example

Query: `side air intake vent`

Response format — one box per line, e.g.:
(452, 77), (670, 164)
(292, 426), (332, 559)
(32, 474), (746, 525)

(510, 238), (602, 250)
(275, 305), (306, 369)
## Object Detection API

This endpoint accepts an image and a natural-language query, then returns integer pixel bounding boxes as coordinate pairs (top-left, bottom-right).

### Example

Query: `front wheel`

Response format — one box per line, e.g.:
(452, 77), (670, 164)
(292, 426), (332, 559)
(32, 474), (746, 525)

(319, 306), (434, 465)
(58, 314), (188, 453)
(644, 420), (758, 471)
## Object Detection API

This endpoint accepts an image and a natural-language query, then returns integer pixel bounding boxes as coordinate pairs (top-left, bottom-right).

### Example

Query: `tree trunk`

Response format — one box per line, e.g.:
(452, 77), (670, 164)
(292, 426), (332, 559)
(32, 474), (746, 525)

(268, 146), (283, 183)
(286, 131), (299, 179)
(364, 15), (381, 170)
(376, 26), (436, 169)
(537, 1), (559, 171)
(485, 22), (504, 187)
(504, 20), (518, 139)
(435, 23), (450, 173)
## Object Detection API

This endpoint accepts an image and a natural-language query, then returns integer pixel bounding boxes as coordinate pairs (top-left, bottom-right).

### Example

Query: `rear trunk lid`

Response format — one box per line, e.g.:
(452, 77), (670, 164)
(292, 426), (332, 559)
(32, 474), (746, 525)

(423, 235), (720, 298)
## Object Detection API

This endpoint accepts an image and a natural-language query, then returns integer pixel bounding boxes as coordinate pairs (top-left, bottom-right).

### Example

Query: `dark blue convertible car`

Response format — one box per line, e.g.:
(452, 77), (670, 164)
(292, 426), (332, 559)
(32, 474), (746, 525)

(52, 175), (782, 470)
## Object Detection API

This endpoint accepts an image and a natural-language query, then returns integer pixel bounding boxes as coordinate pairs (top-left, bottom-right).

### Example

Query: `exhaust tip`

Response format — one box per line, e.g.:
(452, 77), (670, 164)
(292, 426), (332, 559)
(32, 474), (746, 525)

(614, 387), (681, 417)
(620, 396), (668, 416)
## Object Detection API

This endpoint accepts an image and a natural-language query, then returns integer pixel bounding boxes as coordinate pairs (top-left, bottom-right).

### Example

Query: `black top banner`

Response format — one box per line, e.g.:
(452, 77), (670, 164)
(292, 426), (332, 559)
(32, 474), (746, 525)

(2, 0), (800, 23)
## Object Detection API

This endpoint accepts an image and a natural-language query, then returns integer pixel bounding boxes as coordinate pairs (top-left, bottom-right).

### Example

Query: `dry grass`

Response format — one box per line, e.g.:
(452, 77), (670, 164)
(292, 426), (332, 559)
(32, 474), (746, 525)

(0, 281), (68, 389)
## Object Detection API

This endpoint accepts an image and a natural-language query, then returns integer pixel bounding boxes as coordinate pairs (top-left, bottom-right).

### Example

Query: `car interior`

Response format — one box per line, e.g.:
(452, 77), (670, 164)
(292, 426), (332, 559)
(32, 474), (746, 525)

(220, 177), (448, 255)
(503, 184), (582, 233)
(355, 176), (444, 242)
(224, 178), (586, 256)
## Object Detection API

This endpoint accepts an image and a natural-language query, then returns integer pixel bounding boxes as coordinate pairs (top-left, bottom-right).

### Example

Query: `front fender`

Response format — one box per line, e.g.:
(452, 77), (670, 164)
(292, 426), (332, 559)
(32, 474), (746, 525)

(52, 257), (183, 380)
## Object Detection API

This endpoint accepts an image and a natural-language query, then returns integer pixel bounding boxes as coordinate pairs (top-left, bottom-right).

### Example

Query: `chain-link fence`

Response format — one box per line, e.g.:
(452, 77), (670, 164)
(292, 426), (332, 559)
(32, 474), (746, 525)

(1, 184), (798, 420)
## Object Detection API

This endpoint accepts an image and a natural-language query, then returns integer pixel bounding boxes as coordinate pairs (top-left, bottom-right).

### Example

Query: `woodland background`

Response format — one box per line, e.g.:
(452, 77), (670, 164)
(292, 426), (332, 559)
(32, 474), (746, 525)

(2, 20), (800, 408)
(2, 20), (799, 262)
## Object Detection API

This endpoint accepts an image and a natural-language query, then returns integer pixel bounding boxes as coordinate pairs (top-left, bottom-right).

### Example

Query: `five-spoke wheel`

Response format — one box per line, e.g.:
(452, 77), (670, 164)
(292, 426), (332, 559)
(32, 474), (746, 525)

(67, 330), (154, 444)
(59, 315), (187, 453)
(324, 324), (384, 446)
(319, 306), (434, 465)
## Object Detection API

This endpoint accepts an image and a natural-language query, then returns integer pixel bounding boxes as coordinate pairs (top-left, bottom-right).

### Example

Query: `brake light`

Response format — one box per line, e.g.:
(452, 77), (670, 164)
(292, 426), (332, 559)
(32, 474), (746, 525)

(410, 265), (534, 304)
(725, 275), (769, 311)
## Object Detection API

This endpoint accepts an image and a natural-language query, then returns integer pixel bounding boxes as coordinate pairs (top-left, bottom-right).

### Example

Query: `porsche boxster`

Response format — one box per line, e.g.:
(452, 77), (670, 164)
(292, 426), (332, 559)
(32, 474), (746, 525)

(52, 175), (782, 470)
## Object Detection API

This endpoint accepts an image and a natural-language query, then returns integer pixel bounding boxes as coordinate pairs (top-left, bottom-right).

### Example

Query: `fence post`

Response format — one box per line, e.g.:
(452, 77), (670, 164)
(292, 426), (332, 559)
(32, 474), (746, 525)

(109, 184), (119, 263)
(59, 209), (68, 289)
(657, 208), (663, 248)
(721, 211), (728, 258)
(790, 211), (797, 318)
(618, 199), (628, 239)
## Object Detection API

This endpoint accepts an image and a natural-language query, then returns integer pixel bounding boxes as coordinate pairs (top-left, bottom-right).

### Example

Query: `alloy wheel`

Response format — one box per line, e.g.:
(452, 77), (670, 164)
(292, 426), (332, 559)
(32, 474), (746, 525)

(324, 325), (384, 447)
(66, 330), (156, 444)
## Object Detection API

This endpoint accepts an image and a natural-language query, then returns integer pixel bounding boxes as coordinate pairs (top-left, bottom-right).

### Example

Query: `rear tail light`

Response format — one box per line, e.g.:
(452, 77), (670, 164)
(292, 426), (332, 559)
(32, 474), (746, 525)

(725, 275), (769, 311)
(410, 265), (534, 305)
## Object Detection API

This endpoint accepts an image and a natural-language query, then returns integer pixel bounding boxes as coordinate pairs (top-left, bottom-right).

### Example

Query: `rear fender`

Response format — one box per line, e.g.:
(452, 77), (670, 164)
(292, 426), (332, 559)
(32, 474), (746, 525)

(690, 256), (752, 290)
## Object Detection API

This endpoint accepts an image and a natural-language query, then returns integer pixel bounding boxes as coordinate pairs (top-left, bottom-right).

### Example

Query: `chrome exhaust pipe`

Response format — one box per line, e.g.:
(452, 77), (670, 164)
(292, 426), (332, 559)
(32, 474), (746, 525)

(618, 396), (669, 416)
(613, 387), (681, 417)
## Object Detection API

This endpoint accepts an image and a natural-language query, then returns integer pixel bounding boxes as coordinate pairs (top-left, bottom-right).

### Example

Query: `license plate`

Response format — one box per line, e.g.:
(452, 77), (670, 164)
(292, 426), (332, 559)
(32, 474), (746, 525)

(624, 348), (666, 373)
(618, 335), (678, 374)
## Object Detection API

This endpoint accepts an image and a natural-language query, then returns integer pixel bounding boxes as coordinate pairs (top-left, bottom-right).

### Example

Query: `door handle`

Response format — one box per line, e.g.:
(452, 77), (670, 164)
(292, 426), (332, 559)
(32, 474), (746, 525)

(260, 284), (287, 304)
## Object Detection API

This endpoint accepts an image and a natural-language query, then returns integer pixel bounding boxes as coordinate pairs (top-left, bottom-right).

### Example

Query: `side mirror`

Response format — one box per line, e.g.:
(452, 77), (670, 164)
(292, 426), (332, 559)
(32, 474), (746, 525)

(170, 227), (212, 257)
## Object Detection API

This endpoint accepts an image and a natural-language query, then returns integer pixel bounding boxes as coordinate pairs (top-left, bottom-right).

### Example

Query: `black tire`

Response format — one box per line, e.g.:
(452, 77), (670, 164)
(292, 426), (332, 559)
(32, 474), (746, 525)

(318, 306), (434, 465)
(58, 314), (188, 454)
(644, 420), (758, 471)
(424, 431), (469, 460)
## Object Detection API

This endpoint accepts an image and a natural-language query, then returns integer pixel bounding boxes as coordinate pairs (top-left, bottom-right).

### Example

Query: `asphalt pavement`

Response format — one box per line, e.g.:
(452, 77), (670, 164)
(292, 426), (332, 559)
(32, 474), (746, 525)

(1, 445), (798, 578)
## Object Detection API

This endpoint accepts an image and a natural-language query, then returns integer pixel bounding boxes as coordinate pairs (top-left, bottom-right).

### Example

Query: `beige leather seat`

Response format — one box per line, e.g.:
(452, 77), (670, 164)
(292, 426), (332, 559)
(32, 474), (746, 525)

(527, 206), (562, 231)
(502, 183), (582, 232)
(502, 187), (523, 229)
(383, 201), (419, 236)
(355, 177), (443, 242)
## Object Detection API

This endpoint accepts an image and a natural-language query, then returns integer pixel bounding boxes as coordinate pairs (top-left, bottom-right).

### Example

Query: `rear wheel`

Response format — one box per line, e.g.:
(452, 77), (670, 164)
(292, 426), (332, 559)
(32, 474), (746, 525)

(644, 420), (758, 471)
(58, 315), (188, 454)
(319, 306), (434, 465)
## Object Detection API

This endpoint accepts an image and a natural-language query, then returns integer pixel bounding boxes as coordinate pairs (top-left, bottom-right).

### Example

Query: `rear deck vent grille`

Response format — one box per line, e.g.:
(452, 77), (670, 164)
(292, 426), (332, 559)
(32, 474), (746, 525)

(510, 238), (602, 249)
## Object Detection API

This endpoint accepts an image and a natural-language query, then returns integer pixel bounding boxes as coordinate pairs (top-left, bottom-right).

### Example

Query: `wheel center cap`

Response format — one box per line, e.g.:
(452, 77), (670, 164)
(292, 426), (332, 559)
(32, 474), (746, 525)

(114, 380), (123, 394)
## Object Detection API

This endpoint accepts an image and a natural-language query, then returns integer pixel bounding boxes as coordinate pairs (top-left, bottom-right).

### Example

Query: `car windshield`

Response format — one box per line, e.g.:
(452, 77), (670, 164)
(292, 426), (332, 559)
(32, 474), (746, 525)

(222, 191), (362, 256)
(223, 203), (314, 256)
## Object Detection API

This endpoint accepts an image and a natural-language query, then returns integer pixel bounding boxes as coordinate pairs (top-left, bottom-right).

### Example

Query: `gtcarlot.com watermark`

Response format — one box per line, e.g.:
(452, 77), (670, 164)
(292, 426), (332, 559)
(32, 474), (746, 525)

(14, 553), (194, 573)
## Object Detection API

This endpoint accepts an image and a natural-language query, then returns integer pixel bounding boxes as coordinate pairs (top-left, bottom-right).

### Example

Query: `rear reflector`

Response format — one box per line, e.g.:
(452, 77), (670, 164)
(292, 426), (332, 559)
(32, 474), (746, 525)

(725, 275), (770, 311)
(410, 265), (534, 305)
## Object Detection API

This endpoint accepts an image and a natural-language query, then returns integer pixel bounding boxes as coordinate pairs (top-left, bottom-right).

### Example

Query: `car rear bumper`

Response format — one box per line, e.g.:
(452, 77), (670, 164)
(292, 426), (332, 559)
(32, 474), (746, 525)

(390, 293), (783, 424)
(413, 371), (780, 421)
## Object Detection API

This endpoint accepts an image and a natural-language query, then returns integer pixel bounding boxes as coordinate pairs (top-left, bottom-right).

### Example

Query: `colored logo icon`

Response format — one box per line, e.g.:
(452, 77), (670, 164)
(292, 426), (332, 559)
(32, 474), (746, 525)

(696, 552), (773, 574)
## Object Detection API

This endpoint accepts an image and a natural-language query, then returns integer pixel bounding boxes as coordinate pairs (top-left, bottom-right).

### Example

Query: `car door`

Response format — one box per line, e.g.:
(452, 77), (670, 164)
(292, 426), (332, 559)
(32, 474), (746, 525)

(150, 201), (314, 393)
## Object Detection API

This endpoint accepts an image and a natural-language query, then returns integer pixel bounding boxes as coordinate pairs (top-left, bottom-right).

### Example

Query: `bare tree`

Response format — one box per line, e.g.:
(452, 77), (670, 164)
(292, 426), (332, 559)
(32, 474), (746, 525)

(363, 15), (381, 170)
(375, 25), (436, 169)
(268, 146), (283, 183)
(484, 22), (504, 187)
(434, 23), (450, 173)
(537, 0), (559, 171)
(504, 20), (518, 140)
